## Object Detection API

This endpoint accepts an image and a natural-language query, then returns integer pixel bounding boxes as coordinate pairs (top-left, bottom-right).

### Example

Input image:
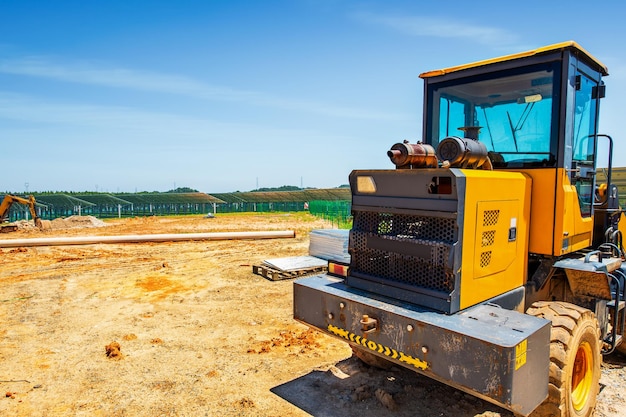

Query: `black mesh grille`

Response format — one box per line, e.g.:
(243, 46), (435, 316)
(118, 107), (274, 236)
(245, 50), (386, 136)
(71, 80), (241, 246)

(480, 251), (492, 267)
(350, 211), (457, 293)
(483, 210), (499, 226)
(482, 230), (495, 246)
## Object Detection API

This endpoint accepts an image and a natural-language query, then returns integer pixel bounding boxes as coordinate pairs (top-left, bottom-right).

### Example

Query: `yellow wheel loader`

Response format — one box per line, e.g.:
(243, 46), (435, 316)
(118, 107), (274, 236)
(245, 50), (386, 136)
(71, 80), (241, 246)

(294, 42), (626, 416)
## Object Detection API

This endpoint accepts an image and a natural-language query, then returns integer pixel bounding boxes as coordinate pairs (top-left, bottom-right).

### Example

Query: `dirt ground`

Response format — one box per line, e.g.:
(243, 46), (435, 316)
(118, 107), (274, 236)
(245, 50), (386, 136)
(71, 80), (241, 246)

(1, 213), (624, 417)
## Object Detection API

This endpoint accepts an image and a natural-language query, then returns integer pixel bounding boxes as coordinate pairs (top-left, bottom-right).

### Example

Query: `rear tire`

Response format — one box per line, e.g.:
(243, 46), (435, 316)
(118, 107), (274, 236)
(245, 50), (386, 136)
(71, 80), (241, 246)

(526, 301), (601, 417)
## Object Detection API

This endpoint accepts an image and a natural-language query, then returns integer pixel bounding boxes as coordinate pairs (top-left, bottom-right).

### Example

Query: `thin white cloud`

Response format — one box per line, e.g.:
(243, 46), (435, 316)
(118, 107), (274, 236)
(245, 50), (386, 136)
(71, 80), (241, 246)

(352, 12), (520, 49)
(0, 91), (355, 146)
(0, 91), (193, 129)
(0, 57), (257, 100)
(0, 57), (408, 121)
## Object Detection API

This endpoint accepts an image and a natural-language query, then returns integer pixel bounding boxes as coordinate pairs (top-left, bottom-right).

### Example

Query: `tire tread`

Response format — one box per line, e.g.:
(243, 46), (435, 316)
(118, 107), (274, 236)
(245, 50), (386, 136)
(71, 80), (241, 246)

(526, 301), (600, 417)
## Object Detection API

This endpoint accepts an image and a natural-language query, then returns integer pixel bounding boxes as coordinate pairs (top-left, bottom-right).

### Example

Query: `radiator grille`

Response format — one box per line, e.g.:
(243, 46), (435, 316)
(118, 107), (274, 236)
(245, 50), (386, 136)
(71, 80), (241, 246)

(351, 211), (457, 293)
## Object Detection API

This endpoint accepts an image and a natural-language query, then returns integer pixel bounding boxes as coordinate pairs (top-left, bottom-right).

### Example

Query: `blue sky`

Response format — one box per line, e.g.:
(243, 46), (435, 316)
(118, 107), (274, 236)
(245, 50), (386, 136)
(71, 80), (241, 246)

(1, 0), (625, 193)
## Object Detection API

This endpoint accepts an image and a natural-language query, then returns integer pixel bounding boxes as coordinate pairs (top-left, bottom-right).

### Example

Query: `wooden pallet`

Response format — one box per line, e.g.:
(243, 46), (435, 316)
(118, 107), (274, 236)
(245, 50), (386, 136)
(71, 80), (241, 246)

(252, 264), (327, 281)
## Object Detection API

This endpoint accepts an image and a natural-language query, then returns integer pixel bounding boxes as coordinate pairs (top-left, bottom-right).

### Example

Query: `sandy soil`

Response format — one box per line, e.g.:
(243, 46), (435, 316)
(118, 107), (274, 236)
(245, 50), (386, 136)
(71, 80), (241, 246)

(1, 214), (624, 417)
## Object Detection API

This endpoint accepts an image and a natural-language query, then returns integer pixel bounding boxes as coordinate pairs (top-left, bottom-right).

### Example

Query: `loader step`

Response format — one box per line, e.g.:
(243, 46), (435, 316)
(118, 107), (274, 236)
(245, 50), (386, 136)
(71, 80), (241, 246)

(607, 300), (626, 311)
(252, 264), (327, 281)
(605, 334), (623, 352)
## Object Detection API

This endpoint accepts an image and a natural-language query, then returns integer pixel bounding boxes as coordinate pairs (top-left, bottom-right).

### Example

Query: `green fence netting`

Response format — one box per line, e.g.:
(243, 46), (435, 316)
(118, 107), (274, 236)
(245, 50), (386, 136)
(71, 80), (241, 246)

(308, 200), (352, 229)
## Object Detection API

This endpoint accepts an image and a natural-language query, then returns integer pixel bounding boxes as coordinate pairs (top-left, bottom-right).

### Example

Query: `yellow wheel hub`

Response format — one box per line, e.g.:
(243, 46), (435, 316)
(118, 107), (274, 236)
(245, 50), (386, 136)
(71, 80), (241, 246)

(571, 341), (593, 411)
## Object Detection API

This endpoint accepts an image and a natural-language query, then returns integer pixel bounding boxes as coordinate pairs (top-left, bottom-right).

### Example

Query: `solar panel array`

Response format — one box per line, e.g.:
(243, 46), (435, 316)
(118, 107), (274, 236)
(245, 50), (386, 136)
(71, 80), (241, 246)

(3, 188), (351, 220)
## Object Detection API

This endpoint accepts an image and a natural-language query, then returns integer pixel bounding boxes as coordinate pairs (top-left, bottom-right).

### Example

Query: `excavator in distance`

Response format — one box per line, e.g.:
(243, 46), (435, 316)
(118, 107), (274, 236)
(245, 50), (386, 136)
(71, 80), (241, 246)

(294, 42), (626, 416)
(0, 194), (50, 232)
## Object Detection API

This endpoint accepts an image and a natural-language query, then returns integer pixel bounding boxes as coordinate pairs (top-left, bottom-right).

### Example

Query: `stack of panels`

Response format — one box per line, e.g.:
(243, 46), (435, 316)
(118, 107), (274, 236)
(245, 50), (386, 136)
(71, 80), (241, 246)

(262, 256), (327, 271)
(309, 229), (350, 264)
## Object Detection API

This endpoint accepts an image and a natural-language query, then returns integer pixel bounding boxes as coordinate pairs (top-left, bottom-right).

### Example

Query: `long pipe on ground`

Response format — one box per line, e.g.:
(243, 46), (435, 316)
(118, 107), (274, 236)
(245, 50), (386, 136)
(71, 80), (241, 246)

(0, 230), (296, 248)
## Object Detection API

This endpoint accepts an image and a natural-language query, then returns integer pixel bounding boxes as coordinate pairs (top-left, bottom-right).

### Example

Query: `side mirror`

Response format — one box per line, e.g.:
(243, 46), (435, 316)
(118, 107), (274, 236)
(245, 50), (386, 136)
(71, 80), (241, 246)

(592, 84), (606, 99)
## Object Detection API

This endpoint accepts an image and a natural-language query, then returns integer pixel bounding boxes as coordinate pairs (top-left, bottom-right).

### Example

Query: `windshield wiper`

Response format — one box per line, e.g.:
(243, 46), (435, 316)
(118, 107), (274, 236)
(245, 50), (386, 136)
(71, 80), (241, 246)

(481, 108), (496, 150)
(506, 102), (536, 152)
(515, 102), (535, 131)
(506, 111), (519, 152)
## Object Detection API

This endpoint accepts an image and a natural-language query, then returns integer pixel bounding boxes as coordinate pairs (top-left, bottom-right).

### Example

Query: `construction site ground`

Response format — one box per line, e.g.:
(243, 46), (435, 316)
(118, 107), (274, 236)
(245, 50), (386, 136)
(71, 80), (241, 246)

(1, 213), (624, 417)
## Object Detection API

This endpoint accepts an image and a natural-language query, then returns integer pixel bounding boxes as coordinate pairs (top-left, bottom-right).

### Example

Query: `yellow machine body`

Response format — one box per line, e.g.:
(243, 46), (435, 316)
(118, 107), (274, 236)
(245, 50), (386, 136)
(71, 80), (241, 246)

(458, 169), (531, 310)
(520, 168), (594, 256)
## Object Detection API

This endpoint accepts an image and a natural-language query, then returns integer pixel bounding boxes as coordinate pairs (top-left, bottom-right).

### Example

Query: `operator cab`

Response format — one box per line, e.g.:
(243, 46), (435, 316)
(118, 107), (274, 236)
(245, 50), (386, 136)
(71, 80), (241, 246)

(420, 42), (610, 254)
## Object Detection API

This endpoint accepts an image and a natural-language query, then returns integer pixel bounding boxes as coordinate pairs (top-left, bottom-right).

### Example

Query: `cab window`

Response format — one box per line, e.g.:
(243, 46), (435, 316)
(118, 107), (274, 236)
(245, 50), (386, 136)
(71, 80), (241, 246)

(427, 63), (558, 168)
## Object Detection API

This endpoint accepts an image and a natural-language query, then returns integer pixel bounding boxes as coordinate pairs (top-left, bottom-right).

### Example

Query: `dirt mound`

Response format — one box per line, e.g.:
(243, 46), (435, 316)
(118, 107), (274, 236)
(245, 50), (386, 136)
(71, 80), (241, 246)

(3, 216), (108, 232)
(3, 220), (37, 231)
(50, 215), (108, 229)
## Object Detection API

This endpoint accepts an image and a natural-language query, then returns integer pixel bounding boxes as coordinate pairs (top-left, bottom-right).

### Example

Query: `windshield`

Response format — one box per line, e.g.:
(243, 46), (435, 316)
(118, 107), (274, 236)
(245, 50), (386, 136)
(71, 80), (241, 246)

(427, 64), (558, 168)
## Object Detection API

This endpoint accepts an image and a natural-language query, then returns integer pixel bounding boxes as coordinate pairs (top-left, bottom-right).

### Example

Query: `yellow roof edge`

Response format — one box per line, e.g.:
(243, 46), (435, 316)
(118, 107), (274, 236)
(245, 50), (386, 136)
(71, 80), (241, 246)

(419, 41), (608, 79)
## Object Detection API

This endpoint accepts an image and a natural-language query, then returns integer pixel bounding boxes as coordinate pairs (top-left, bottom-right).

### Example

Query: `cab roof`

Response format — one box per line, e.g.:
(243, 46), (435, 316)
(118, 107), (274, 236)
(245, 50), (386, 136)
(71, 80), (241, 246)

(419, 41), (608, 79)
